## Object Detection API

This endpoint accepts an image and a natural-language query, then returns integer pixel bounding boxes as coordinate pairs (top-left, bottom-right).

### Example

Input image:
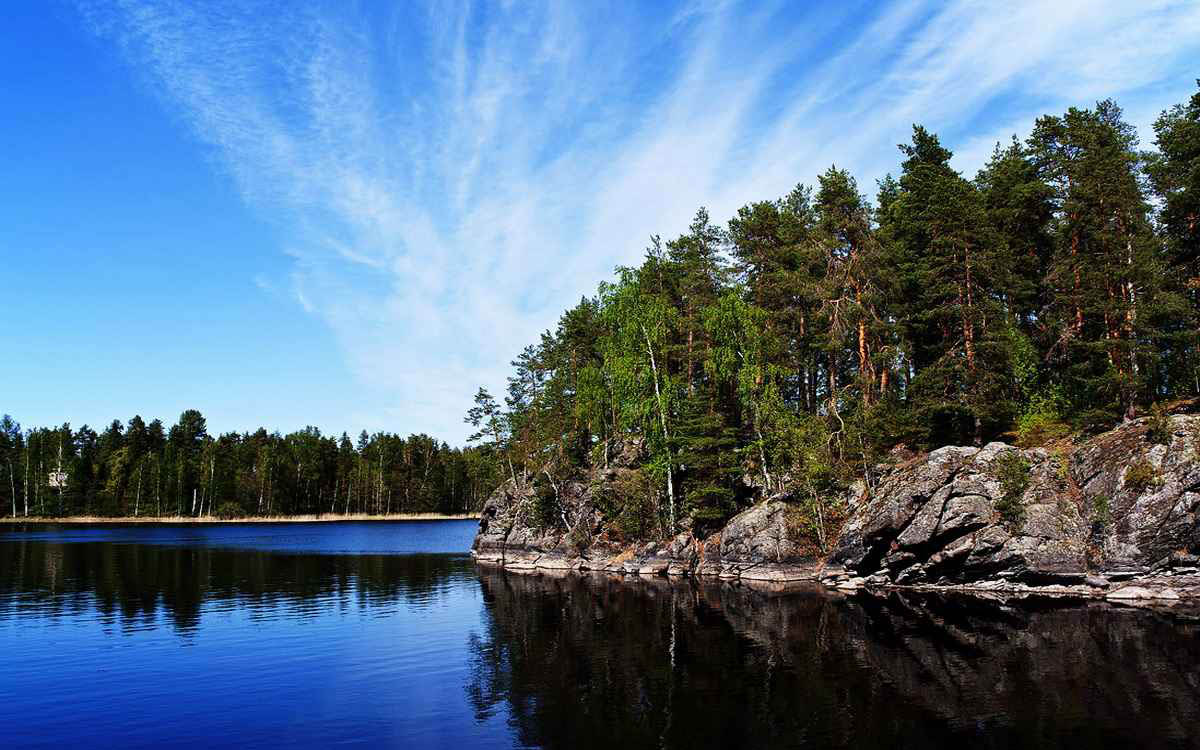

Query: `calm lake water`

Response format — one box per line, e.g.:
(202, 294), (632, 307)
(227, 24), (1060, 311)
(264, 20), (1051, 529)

(0, 521), (1197, 749)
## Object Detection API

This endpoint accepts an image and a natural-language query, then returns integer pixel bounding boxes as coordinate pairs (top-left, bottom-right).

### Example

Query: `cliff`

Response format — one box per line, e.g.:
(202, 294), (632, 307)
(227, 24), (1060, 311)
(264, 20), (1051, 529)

(472, 414), (1200, 602)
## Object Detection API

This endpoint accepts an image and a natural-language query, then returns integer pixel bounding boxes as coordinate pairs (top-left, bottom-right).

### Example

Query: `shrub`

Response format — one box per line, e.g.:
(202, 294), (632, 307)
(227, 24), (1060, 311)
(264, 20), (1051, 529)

(1051, 447), (1072, 482)
(213, 502), (245, 519)
(784, 495), (846, 554)
(1145, 402), (1172, 446)
(567, 523), (591, 553)
(1076, 407), (1121, 436)
(1123, 457), (1160, 495)
(1014, 382), (1072, 447)
(1089, 494), (1112, 546)
(593, 469), (657, 541)
(993, 451), (1031, 530)
(529, 480), (560, 530)
(1015, 416), (1073, 448)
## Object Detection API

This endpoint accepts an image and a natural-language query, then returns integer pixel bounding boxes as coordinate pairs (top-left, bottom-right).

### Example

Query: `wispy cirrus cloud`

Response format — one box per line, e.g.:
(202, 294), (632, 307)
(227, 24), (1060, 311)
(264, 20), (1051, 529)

(76, 0), (1200, 441)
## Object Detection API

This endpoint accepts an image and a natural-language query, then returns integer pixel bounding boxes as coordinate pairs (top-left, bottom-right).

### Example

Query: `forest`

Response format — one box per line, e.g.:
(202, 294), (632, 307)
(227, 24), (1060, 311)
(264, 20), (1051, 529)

(3, 86), (1198, 527)
(464, 85), (1200, 541)
(0, 410), (498, 518)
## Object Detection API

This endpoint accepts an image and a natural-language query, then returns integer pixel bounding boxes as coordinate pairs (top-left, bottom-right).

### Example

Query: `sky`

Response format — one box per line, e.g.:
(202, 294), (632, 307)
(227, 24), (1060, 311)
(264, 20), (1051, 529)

(3, 0), (1199, 445)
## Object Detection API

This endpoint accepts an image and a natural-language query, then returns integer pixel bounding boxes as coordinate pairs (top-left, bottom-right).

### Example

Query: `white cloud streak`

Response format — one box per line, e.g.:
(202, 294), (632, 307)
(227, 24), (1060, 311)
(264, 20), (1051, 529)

(77, 0), (1200, 441)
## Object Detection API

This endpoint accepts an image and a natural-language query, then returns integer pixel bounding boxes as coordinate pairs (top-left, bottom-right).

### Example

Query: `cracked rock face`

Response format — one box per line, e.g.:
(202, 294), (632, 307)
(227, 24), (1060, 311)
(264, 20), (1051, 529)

(835, 416), (1200, 585)
(476, 416), (1200, 596)
(832, 441), (1088, 584)
(718, 499), (806, 564)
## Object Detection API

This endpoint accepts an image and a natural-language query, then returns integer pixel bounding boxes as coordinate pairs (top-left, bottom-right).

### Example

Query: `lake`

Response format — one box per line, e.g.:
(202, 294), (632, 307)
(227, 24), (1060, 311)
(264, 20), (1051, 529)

(0, 521), (1197, 749)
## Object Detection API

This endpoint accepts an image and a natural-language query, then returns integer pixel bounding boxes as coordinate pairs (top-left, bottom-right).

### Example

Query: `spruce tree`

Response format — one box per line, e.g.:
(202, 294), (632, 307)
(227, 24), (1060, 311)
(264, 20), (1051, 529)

(881, 126), (1015, 445)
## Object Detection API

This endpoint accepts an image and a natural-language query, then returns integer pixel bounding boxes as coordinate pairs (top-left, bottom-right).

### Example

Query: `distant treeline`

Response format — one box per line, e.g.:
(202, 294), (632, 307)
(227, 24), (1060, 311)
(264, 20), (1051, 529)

(0, 410), (499, 518)
(464, 85), (1200, 540)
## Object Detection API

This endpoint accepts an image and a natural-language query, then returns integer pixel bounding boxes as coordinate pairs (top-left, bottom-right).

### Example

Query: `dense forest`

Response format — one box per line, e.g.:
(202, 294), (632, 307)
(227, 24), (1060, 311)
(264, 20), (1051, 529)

(5, 86), (1198, 527)
(466, 85), (1200, 542)
(0, 410), (498, 518)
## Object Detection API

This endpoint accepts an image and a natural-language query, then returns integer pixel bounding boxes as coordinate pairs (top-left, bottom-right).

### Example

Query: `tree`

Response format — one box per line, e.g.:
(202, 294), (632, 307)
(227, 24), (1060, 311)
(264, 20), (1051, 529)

(975, 137), (1055, 333)
(1030, 101), (1167, 422)
(813, 166), (891, 410)
(168, 409), (208, 515)
(727, 186), (822, 413)
(466, 387), (516, 485)
(1147, 81), (1200, 394)
(0, 416), (20, 517)
(880, 126), (1016, 445)
(600, 259), (683, 532)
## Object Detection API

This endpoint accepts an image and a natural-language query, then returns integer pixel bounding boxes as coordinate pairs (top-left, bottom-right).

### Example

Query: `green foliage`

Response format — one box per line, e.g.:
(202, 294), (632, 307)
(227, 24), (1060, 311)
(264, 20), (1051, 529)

(2, 410), (498, 520)
(441, 84), (1200, 545)
(593, 470), (658, 541)
(528, 481), (561, 531)
(1092, 494), (1111, 528)
(784, 495), (846, 554)
(1145, 402), (1173, 446)
(993, 451), (1031, 529)
(1123, 457), (1160, 495)
(1146, 81), (1200, 289)
(213, 502), (245, 519)
(672, 392), (742, 529)
(1008, 324), (1073, 446)
(1014, 388), (1073, 447)
(567, 523), (591, 554)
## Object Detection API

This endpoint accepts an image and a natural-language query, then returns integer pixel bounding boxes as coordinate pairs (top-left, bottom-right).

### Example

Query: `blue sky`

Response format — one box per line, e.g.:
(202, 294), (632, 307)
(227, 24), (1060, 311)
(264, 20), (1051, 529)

(4, 1), (1199, 444)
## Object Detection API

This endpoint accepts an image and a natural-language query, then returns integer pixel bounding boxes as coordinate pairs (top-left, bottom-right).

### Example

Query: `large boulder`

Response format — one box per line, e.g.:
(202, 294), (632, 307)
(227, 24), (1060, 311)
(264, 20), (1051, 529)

(1073, 415), (1200, 569)
(833, 417), (1200, 585)
(832, 441), (1088, 584)
(719, 499), (807, 564)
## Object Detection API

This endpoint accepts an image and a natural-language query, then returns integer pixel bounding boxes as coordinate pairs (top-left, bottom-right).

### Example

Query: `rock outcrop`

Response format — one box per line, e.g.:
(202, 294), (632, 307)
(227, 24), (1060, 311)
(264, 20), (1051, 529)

(473, 415), (1200, 602)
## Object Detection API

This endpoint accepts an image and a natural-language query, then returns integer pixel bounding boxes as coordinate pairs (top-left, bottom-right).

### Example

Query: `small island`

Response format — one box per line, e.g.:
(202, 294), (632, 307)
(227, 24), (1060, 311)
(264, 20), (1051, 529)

(466, 86), (1200, 606)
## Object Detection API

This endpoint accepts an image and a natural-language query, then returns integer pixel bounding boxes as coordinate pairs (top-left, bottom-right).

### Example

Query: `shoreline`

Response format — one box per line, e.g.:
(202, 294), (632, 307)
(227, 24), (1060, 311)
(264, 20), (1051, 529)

(0, 512), (480, 524)
(472, 551), (1200, 610)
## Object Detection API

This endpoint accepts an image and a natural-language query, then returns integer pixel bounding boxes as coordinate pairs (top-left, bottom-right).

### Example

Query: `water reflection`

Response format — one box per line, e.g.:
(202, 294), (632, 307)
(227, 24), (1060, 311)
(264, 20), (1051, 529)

(0, 538), (474, 633)
(468, 570), (1200, 750)
(1, 525), (1197, 749)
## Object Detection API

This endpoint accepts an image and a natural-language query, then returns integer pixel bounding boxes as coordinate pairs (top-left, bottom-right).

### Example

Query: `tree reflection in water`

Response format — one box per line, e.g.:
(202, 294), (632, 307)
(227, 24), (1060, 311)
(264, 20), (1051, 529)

(467, 569), (1200, 750)
(0, 539), (473, 634)
(2, 537), (1197, 749)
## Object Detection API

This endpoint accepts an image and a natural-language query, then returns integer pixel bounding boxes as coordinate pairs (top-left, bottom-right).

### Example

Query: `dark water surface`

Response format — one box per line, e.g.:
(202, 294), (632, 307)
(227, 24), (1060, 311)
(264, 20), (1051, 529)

(1, 522), (1197, 749)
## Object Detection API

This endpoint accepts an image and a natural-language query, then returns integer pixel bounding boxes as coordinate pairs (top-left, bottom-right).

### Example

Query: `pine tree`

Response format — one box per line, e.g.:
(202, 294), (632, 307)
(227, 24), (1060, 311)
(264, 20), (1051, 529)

(975, 137), (1055, 333)
(1030, 101), (1165, 422)
(1147, 81), (1200, 395)
(813, 166), (891, 409)
(728, 186), (822, 413)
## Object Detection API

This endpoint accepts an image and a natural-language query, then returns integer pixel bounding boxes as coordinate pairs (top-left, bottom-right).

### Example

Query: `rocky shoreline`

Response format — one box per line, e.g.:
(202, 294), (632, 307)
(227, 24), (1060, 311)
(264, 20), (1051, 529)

(472, 414), (1200, 605)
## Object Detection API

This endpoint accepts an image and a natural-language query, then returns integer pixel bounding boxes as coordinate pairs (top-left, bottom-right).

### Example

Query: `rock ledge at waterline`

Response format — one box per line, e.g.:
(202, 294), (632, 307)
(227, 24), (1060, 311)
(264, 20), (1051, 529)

(472, 415), (1200, 604)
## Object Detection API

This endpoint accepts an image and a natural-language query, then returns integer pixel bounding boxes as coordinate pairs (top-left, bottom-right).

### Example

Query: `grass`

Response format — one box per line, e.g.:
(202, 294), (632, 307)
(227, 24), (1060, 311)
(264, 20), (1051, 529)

(0, 512), (480, 524)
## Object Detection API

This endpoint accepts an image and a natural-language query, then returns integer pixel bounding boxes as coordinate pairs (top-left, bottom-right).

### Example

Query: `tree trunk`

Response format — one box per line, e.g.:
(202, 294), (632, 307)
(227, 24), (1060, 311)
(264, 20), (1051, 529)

(755, 423), (772, 494)
(206, 456), (215, 517)
(641, 322), (676, 531)
(1070, 225), (1084, 334)
(686, 323), (695, 397)
(963, 247), (977, 373)
(23, 442), (29, 517)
